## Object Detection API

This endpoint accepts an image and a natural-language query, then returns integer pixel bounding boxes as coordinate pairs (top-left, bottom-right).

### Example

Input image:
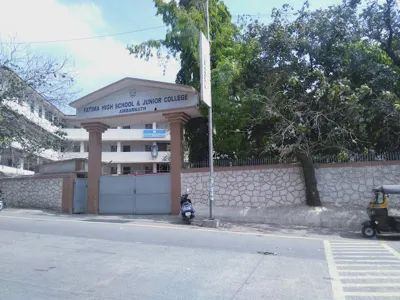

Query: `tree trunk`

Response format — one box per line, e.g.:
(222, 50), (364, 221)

(296, 152), (322, 207)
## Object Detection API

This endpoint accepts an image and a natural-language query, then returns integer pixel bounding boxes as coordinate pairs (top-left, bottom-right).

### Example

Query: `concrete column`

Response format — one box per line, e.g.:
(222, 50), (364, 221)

(152, 122), (157, 130)
(82, 122), (109, 214)
(153, 163), (157, 173)
(117, 141), (122, 152)
(80, 141), (85, 153)
(163, 112), (190, 214)
(117, 163), (122, 175)
(19, 158), (24, 170)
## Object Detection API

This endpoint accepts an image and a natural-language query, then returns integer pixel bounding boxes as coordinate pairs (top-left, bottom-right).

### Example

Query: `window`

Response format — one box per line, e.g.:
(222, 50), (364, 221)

(110, 145), (117, 152)
(145, 165), (153, 173)
(123, 166), (131, 175)
(145, 145), (152, 152)
(30, 103), (35, 113)
(122, 125), (130, 129)
(38, 107), (43, 118)
(72, 144), (80, 153)
(158, 143), (169, 151)
(122, 145), (131, 152)
(60, 145), (65, 153)
(45, 110), (53, 122)
(110, 167), (118, 175)
(145, 123), (153, 129)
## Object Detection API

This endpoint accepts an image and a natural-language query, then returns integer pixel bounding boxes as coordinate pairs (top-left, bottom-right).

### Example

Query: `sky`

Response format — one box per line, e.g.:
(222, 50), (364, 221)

(0, 0), (343, 110)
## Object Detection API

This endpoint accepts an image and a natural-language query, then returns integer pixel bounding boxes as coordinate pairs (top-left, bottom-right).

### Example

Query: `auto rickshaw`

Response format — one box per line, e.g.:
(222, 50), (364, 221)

(361, 185), (400, 238)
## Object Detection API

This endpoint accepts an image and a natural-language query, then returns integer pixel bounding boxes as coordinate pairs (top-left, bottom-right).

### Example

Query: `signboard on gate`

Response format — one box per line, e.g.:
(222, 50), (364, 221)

(199, 31), (211, 107)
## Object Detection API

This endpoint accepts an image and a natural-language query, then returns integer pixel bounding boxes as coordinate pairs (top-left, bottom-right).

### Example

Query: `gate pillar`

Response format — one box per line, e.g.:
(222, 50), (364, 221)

(82, 122), (109, 214)
(163, 112), (190, 214)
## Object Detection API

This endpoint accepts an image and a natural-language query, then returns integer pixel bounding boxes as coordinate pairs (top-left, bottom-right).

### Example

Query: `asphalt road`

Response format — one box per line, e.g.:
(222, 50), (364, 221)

(0, 212), (399, 300)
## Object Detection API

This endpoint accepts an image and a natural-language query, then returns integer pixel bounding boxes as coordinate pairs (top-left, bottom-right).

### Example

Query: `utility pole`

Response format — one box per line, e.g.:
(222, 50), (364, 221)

(205, 0), (214, 220)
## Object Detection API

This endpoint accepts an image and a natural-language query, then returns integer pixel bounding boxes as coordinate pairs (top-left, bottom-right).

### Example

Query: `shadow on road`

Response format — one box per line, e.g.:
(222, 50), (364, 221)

(7, 208), (400, 241)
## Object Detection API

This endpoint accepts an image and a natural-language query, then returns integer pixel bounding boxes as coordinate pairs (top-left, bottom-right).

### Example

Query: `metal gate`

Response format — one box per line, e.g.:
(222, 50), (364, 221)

(73, 178), (87, 214)
(99, 173), (171, 214)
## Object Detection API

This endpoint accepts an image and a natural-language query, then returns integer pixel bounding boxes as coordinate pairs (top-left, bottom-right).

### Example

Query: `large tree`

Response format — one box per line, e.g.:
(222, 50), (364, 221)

(127, 0), (257, 161)
(239, 2), (400, 206)
(0, 39), (76, 157)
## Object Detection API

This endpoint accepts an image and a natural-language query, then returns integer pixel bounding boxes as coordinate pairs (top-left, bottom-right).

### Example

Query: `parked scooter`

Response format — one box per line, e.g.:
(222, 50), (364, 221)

(180, 188), (195, 224)
(0, 189), (6, 211)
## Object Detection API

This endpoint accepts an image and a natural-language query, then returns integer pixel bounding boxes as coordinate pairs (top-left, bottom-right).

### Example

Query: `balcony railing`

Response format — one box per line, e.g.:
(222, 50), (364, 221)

(58, 151), (170, 163)
(63, 128), (171, 141)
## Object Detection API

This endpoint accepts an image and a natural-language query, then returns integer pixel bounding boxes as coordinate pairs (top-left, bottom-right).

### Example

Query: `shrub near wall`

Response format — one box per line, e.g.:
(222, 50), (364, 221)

(0, 176), (63, 211)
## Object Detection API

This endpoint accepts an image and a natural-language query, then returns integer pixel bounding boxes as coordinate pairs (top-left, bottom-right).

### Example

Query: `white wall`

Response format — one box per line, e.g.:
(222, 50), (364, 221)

(63, 128), (171, 142)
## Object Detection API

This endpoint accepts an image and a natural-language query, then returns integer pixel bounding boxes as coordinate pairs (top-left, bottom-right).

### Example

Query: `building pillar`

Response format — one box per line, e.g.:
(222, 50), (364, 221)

(117, 141), (122, 152)
(153, 163), (157, 173)
(82, 122), (109, 214)
(163, 112), (190, 214)
(19, 158), (24, 170)
(152, 122), (157, 130)
(80, 141), (85, 153)
(117, 163), (122, 175)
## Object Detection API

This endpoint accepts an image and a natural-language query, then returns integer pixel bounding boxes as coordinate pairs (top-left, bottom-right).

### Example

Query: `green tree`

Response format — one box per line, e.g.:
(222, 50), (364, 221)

(240, 2), (400, 206)
(127, 0), (256, 161)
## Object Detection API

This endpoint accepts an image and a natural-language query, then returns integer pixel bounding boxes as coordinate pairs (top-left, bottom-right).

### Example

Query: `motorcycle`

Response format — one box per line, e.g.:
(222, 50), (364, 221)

(180, 188), (195, 224)
(0, 189), (6, 211)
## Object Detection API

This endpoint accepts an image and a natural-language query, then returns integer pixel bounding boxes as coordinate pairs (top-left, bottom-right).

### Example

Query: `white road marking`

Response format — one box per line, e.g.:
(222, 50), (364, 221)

(333, 255), (394, 258)
(340, 275), (400, 279)
(324, 240), (346, 300)
(382, 244), (400, 258)
(344, 292), (400, 297)
(332, 249), (388, 255)
(325, 240), (400, 299)
(338, 269), (400, 273)
(342, 283), (400, 287)
(335, 260), (400, 262)
(337, 264), (400, 267)
(330, 246), (383, 248)
(330, 242), (378, 245)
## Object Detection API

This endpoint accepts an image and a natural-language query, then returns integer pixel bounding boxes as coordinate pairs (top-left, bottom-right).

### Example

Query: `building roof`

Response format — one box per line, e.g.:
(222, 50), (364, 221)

(69, 77), (197, 109)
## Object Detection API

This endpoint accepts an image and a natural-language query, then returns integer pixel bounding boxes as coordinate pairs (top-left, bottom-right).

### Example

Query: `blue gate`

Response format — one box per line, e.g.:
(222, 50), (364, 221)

(73, 178), (87, 214)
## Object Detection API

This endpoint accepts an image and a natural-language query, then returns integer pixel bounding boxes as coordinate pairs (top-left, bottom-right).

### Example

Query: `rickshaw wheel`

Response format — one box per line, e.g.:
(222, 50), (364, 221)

(362, 225), (376, 238)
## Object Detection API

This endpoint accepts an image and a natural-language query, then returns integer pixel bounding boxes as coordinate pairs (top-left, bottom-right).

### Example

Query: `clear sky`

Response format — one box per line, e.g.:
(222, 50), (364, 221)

(0, 0), (342, 106)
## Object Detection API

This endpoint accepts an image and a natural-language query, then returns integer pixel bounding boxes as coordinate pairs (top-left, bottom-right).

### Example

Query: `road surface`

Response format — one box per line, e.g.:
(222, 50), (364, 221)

(0, 211), (399, 300)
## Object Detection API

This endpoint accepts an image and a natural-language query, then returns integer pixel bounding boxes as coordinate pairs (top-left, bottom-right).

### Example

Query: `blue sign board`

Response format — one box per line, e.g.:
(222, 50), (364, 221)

(143, 129), (166, 138)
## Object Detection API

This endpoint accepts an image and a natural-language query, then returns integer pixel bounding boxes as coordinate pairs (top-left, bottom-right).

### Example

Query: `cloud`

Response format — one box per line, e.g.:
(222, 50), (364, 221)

(0, 0), (180, 101)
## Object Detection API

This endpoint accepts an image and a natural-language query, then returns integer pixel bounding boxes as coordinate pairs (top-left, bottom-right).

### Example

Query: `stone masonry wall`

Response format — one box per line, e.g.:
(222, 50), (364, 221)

(182, 166), (306, 208)
(182, 162), (400, 208)
(316, 164), (400, 207)
(0, 177), (63, 211)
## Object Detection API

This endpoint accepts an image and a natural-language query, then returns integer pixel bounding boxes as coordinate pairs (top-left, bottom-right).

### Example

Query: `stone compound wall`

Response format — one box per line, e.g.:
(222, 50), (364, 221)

(0, 177), (63, 211)
(316, 163), (400, 207)
(181, 166), (306, 208)
(182, 162), (400, 208)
